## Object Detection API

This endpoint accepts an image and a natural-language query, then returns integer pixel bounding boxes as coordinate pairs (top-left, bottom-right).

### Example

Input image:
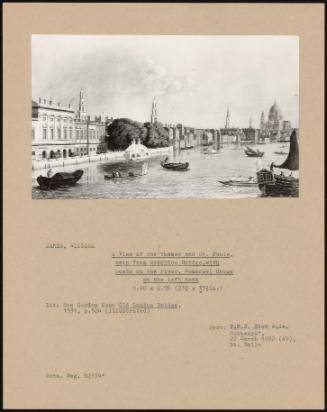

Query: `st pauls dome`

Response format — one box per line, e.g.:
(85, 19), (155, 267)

(268, 100), (283, 122)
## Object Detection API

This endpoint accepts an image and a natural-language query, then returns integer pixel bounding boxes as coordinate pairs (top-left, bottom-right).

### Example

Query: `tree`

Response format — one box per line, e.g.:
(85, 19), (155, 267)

(106, 118), (147, 150)
(106, 118), (169, 150)
(144, 122), (169, 148)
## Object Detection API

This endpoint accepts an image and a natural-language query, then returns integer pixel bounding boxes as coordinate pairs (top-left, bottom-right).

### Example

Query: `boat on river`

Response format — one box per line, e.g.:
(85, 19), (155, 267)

(218, 177), (257, 187)
(244, 146), (264, 157)
(203, 146), (219, 154)
(104, 163), (148, 180)
(180, 145), (194, 151)
(160, 161), (189, 171)
(37, 169), (84, 190)
(256, 129), (299, 197)
(203, 149), (219, 154)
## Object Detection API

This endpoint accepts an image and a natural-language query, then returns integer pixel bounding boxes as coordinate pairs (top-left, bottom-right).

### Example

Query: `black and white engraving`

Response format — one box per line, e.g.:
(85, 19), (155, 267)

(32, 35), (299, 198)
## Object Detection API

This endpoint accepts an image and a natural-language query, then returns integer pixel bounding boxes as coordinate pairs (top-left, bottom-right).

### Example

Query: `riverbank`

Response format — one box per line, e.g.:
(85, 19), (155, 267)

(32, 146), (172, 171)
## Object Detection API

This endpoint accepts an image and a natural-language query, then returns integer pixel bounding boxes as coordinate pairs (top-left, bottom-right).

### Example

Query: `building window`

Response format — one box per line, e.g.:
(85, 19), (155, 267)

(69, 128), (72, 140)
(43, 128), (47, 140)
(50, 128), (54, 140)
(64, 128), (67, 140)
(57, 128), (61, 139)
(43, 115), (47, 121)
(32, 129), (35, 140)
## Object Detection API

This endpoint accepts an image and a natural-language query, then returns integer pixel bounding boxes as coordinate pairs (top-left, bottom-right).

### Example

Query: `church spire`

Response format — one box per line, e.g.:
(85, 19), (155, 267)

(78, 89), (86, 121)
(225, 108), (230, 129)
(150, 96), (158, 124)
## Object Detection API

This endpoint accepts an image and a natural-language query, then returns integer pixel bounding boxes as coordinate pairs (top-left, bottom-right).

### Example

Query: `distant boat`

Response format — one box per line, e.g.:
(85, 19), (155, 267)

(203, 146), (219, 154)
(219, 177), (257, 187)
(256, 129), (299, 197)
(37, 170), (84, 190)
(160, 161), (189, 171)
(279, 133), (291, 142)
(274, 151), (288, 155)
(244, 146), (264, 157)
(180, 145), (194, 150)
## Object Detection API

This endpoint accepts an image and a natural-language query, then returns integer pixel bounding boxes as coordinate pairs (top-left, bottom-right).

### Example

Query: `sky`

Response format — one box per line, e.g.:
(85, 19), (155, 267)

(32, 35), (299, 129)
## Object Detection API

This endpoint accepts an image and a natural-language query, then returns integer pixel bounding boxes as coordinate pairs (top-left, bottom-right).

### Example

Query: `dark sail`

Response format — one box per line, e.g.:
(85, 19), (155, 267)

(274, 129), (299, 171)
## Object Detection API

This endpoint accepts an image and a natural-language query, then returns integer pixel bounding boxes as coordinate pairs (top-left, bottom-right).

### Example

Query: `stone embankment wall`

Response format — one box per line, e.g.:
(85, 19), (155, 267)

(32, 146), (172, 171)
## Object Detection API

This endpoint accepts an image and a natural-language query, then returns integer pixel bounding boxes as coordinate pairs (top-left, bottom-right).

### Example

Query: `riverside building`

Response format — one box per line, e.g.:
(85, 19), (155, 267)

(32, 89), (109, 161)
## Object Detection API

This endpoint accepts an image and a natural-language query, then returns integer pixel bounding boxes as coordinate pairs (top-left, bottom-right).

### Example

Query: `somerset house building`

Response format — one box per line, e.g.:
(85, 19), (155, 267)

(31, 90), (109, 161)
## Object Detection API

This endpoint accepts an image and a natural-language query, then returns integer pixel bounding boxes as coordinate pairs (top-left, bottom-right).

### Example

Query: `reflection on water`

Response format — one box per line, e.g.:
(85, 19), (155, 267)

(32, 142), (289, 199)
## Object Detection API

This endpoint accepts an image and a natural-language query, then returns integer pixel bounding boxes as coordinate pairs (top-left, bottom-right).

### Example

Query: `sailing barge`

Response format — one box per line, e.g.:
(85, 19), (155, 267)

(256, 129), (299, 197)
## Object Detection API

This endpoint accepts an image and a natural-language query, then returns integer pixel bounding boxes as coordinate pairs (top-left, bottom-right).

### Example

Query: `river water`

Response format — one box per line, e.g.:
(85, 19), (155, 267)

(32, 142), (290, 199)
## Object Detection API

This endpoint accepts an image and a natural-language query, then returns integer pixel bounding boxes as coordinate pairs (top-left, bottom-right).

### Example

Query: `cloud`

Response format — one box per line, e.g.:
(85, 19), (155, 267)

(135, 58), (193, 97)
(32, 35), (298, 127)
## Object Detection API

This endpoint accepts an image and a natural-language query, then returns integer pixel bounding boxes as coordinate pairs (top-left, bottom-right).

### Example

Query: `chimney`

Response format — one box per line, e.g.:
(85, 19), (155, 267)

(57, 102), (61, 107)
(38, 97), (42, 103)
(49, 100), (52, 105)
(43, 99), (46, 104)
(68, 104), (71, 108)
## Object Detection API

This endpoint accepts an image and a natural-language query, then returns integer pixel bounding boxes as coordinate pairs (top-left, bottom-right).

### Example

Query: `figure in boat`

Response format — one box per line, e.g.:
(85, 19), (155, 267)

(256, 129), (299, 197)
(104, 162), (148, 180)
(47, 167), (53, 178)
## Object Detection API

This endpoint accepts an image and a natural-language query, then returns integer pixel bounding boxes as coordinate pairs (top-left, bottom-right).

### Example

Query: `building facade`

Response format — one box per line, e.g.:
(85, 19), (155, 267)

(32, 90), (109, 161)
(32, 98), (76, 160)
